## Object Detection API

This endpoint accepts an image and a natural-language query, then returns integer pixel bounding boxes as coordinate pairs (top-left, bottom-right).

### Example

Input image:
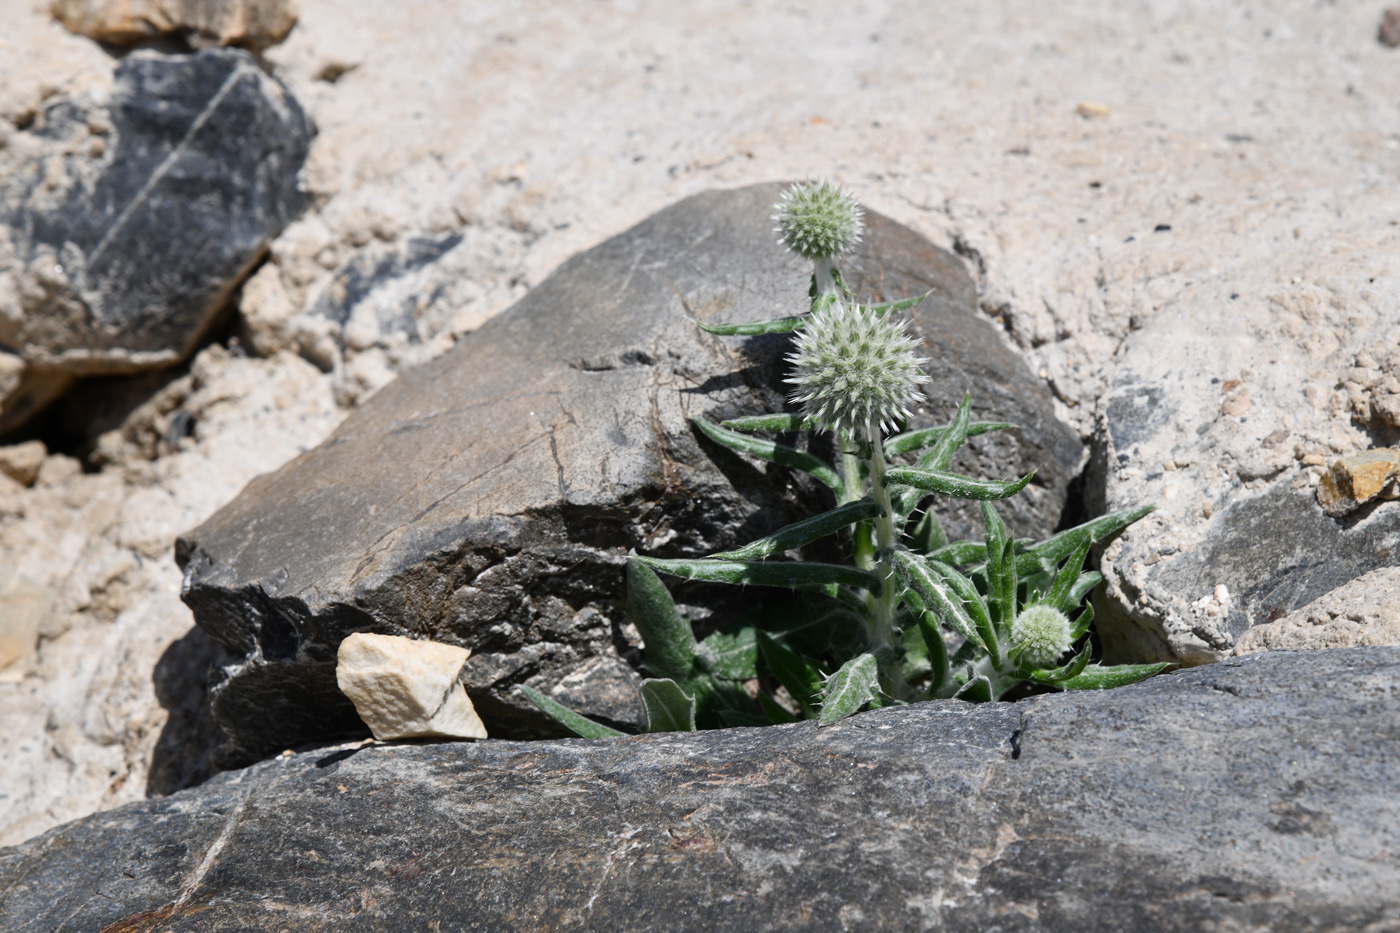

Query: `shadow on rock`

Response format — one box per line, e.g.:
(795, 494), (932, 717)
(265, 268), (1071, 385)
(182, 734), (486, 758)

(145, 626), (227, 797)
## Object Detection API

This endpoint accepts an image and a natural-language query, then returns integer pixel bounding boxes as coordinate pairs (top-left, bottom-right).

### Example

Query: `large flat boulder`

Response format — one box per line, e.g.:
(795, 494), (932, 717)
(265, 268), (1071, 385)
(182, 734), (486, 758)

(176, 183), (1083, 766)
(0, 47), (310, 432)
(2, 647), (1396, 931)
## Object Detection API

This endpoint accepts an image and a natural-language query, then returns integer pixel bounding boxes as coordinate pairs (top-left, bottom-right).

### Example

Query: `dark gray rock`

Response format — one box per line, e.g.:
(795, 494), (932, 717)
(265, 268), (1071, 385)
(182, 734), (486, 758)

(176, 183), (1082, 767)
(2, 648), (1396, 931)
(0, 47), (309, 432)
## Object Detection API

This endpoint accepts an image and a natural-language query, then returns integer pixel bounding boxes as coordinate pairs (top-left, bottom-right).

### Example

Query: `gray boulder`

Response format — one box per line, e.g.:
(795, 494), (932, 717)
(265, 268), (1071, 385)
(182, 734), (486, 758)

(0, 47), (309, 433)
(2, 647), (1396, 931)
(176, 183), (1082, 767)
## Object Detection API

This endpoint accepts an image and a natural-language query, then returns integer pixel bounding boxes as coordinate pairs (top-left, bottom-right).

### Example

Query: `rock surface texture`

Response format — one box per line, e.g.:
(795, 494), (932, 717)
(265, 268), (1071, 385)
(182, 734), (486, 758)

(51, 0), (298, 50)
(0, 46), (309, 432)
(2, 647), (1397, 932)
(177, 183), (1082, 766)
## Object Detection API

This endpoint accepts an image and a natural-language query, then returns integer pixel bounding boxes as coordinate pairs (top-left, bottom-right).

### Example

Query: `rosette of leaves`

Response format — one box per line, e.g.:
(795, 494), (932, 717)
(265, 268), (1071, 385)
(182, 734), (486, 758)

(520, 181), (1167, 738)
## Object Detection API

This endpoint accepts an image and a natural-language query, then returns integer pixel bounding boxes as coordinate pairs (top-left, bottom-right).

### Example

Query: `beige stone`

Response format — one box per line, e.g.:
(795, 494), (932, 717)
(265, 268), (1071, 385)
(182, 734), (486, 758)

(0, 441), (46, 487)
(51, 0), (298, 50)
(336, 633), (486, 742)
(0, 567), (49, 671)
(1234, 568), (1400, 654)
(1317, 448), (1400, 517)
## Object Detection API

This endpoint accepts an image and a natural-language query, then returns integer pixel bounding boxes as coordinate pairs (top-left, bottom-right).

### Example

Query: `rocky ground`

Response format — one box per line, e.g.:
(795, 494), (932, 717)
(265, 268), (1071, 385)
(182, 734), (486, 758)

(1, 0), (1398, 866)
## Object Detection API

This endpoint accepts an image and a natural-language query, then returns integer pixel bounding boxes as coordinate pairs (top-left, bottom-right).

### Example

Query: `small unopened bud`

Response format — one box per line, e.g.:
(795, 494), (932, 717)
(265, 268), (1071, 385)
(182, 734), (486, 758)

(1011, 604), (1073, 669)
(773, 180), (864, 260)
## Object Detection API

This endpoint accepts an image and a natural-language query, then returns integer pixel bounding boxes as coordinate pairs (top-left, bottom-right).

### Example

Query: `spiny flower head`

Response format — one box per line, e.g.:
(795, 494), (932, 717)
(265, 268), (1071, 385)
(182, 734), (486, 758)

(773, 180), (864, 260)
(787, 302), (928, 439)
(1012, 604), (1073, 669)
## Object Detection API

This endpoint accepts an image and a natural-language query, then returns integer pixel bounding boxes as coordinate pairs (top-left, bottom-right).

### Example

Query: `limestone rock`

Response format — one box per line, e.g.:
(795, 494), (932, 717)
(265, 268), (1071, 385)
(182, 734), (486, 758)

(1234, 568), (1400, 654)
(2, 648), (1397, 931)
(0, 441), (46, 487)
(0, 569), (48, 672)
(1317, 448), (1400, 517)
(177, 184), (1081, 767)
(51, 0), (298, 51)
(335, 633), (486, 741)
(0, 46), (310, 433)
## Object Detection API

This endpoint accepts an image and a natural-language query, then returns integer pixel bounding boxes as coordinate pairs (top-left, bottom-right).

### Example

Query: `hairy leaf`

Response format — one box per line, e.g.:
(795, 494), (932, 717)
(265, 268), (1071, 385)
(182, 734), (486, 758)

(953, 674), (992, 703)
(697, 627), (758, 680)
(907, 508), (948, 555)
(884, 420), (1016, 458)
(757, 691), (799, 724)
(1068, 601), (1095, 642)
(982, 502), (1016, 645)
(636, 555), (882, 594)
(1016, 505), (1155, 575)
(1067, 571), (1104, 609)
(924, 557), (999, 662)
(640, 679), (697, 732)
(756, 631), (825, 718)
(886, 548), (985, 651)
(1058, 662), (1170, 691)
(918, 392), (973, 473)
(696, 315), (808, 335)
(710, 498), (883, 561)
(1024, 641), (1093, 684)
(693, 416), (842, 491)
(818, 653), (880, 725)
(518, 686), (625, 739)
(720, 412), (815, 433)
(1045, 534), (1094, 613)
(916, 611), (951, 698)
(860, 290), (932, 316)
(925, 540), (988, 566)
(626, 558), (696, 683)
(885, 466), (1034, 501)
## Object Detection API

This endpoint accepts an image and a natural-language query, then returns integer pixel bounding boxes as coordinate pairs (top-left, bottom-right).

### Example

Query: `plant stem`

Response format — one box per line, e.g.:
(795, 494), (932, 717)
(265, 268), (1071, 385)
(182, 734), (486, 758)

(865, 418), (910, 699)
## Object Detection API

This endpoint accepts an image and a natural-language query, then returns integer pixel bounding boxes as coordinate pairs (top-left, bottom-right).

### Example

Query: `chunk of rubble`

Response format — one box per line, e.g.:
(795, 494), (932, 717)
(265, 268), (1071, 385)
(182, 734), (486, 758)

(1316, 448), (1400, 517)
(335, 633), (487, 742)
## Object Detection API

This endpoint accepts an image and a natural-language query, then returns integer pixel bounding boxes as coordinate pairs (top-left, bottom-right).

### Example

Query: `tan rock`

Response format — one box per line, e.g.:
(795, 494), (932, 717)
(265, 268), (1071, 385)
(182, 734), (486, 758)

(51, 0), (298, 50)
(335, 633), (486, 741)
(1316, 448), (1400, 517)
(0, 567), (49, 671)
(0, 440), (46, 487)
(1234, 568), (1400, 654)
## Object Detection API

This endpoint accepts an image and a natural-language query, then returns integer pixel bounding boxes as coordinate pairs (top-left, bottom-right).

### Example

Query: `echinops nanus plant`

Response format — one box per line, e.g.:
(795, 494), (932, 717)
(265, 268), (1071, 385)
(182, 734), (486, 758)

(522, 181), (1165, 737)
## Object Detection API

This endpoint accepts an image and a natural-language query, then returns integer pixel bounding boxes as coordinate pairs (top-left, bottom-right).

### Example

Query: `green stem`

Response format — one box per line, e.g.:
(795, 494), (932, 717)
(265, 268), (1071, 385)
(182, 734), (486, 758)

(865, 418), (909, 700)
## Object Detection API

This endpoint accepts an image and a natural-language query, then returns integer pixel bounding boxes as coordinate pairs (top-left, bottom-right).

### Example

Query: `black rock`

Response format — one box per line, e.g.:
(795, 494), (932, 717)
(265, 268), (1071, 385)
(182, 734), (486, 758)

(0, 47), (310, 432)
(176, 183), (1082, 767)
(2, 648), (1396, 931)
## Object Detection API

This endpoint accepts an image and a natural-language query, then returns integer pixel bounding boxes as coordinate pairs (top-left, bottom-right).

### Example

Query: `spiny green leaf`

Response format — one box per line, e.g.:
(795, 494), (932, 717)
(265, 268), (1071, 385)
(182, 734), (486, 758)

(1045, 534), (1094, 613)
(697, 627), (758, 680)
(860, 290), (932, 316)
(885, 466), (1034, 501)
(954, 674), (992, 703)
(918, 392), (972, 473)
(1068, 601), (1095, 642)
(626, 558), (697, 684)
(696, 315), (808, 336)
(1067, 571), (1104, 609)
(884, 420), (1016, 458)
(907, 507), (948, 555)
(756, 632), (824, 718)
(1016, 505), (1155, 575)
(915, 611), (951, 698)
(924, 557), (999, 664)
(1023, 641), (1093, 684)
(518, 686), (625, 739)
(818, 653), (880, 725)
(710, 498), (882, 561)
(925, 540), (988, 566)
(720, 412), (815, 433)
(640, 679), (697, 732)
(636, 555), (882, 594)
(693, 416), (842, 491)
(757, 691), (799, 724)
(1058, 662), (1170, 691)
(886, 548), (985, 651)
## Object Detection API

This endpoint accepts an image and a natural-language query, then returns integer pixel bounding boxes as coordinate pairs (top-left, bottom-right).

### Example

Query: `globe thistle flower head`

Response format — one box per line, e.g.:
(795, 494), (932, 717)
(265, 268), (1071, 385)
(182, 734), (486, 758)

(787, 303), (928, 439)
(1011, 604), (1073, 669)
(773, 180), (865, 260)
